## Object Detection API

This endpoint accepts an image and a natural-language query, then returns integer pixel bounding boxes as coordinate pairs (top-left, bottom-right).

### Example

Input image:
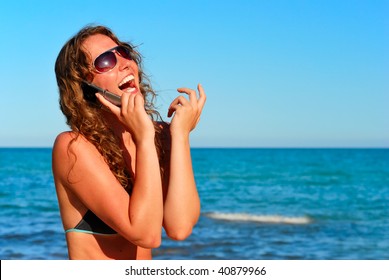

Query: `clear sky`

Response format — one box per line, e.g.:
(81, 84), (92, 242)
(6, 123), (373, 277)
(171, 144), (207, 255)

(0, 0), (388, 147)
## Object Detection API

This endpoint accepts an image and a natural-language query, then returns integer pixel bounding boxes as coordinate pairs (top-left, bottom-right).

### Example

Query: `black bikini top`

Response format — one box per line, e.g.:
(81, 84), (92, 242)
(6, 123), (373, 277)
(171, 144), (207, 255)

(65, 210), (117, 235)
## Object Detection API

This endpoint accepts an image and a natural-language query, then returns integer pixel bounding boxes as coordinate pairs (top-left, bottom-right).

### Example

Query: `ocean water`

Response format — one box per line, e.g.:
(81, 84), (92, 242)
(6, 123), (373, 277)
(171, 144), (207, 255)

(0, 148), (388, 260)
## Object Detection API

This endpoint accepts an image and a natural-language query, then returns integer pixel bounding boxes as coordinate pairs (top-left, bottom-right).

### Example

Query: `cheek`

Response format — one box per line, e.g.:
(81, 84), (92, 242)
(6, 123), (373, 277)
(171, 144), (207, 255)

(131, 62), (140, 81)
(92, 72), (116, 89)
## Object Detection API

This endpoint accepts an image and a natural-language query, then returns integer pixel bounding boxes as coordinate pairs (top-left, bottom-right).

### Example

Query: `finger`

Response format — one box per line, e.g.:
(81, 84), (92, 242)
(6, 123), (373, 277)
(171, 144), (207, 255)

(167, 104), (178, 118)
(177, 87), (197, 104)
(169, 95), (189, 109)
(96, 93), (121, 114)
(167, 101), (179, 118)
(167, 96), (187, 117)
(122, 91), (137, 113)
(133, 93), (145, 110)
(119, 91), (129, 115)
(197, 83), (207, 111)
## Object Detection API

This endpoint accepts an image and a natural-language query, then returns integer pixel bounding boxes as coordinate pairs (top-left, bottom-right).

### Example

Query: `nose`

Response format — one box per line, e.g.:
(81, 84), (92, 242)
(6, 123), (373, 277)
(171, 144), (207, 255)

(116, 53), (132, 71)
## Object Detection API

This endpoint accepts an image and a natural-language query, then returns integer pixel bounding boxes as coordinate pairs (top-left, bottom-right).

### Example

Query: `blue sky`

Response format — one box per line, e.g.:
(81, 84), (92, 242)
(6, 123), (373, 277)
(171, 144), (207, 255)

(0, 0), (388, 147)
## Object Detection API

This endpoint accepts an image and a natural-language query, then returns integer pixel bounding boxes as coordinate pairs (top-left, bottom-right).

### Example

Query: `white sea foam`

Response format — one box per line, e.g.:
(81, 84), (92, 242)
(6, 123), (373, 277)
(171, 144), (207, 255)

(206, 212), (312, 225)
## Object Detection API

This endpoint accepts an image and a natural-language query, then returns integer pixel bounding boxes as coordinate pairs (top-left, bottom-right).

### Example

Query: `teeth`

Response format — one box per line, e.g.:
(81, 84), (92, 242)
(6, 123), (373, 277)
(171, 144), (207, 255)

(119, 75), (135, 87)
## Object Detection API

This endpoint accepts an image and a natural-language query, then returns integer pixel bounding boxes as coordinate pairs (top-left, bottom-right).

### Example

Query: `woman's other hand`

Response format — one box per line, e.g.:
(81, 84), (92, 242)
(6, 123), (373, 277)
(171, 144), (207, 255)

(167, 84), (206, 137)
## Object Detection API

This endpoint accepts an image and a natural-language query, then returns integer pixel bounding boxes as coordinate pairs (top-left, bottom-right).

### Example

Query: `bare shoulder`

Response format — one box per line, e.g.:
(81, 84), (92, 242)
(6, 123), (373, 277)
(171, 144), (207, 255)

(53, 132), (75, 152)
(52, 132), (103, 181)
(52, 132), (75, 164)
(53, 132), (96, 157)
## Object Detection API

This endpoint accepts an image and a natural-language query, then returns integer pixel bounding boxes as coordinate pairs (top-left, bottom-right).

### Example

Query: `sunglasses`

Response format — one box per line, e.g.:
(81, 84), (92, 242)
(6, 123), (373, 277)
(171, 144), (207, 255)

(93, 45), (133, 73)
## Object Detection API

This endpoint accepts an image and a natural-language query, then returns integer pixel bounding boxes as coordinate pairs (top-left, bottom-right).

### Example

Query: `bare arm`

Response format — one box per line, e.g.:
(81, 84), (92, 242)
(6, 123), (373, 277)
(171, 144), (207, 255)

(162, 84), (206, 240)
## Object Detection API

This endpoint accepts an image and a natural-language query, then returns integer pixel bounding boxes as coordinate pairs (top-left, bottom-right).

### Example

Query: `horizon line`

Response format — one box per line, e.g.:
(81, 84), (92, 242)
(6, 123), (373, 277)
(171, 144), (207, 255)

(1, 146), (388, 149)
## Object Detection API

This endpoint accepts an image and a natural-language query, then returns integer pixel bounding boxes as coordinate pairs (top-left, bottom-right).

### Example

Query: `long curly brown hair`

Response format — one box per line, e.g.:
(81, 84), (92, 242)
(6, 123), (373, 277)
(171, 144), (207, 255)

(54, 25), (165, 190)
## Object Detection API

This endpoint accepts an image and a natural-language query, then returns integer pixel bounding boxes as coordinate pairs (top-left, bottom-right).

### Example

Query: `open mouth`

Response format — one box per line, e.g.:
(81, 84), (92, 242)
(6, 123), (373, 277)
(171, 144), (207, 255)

(119, 75), (137, 93)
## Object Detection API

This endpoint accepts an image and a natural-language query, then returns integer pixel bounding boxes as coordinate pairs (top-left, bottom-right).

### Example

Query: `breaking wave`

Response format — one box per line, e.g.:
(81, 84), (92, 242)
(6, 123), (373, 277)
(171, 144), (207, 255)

(206, 212), (312, 225)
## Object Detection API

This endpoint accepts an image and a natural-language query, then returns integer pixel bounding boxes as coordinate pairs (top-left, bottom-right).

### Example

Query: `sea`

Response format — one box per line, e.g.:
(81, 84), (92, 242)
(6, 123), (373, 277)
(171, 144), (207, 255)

(0, 148), (388, 260)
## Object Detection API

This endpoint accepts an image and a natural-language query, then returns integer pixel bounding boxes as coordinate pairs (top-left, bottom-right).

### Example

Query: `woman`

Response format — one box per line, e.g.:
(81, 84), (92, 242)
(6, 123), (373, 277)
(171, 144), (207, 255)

(52, 25), (206, 259)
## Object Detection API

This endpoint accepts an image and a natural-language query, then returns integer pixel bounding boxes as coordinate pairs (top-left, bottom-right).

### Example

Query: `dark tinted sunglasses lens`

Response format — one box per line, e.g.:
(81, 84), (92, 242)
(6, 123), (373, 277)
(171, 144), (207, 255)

(116, 46), (132, 60)
(94, 51), (117, 72)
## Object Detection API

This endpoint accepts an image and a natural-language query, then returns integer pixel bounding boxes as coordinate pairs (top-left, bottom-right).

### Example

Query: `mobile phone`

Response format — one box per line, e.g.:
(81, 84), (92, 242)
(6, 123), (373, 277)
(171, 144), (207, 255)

(82, 81), (122, 107)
